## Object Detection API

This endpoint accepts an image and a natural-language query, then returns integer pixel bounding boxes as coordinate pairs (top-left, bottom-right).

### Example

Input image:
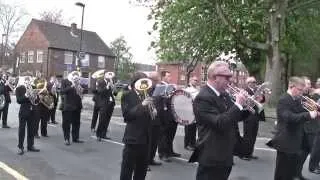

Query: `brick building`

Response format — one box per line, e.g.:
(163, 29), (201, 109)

(14, 19), (115, 89)
(156, 61), (249, 87)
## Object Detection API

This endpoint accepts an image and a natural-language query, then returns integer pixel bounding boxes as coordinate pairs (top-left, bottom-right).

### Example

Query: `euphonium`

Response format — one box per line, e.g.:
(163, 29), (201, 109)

(68, 71), (83, 98)
(134, 78), (157, 120)
(227, 84), (263, 114)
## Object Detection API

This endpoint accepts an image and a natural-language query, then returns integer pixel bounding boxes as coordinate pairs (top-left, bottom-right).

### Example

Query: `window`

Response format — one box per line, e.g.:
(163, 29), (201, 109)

(80, 53), (90, 67)
(180, 75), (186, 81)
(64, 51), (73, 64)
(20, 52), (25, 63)
(98, 56), (105, 68)
(28, 51), (34, 63)
(37, 50), (43, 63)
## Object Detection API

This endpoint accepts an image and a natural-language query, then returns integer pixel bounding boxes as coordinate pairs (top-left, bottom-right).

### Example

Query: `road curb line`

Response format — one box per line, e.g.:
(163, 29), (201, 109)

(0, 161), (29, 180)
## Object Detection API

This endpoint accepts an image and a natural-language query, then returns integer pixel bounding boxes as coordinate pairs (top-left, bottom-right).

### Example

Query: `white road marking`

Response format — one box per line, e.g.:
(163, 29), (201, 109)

(0, 161), (29, 180)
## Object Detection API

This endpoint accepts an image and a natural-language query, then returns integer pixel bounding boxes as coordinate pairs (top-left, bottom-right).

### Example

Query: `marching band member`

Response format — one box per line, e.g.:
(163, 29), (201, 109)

(239, 76), (265, 160)
(95, 71), (116, 141)
(33, 72), (50, 138)
(189, 61), (247, 180)
(183, 76), (199, 151)
(0, 73), (12, 128)
(269, 77), (318, 180)
(60, 71), (83, 145)
(158, 70), (180, 162)
(90, 81), (99, 133)
(16, 76), (40, 155)
(147, 71), (162, 166)
(47, 76), (59, 124)
(120, 72), (153, 180)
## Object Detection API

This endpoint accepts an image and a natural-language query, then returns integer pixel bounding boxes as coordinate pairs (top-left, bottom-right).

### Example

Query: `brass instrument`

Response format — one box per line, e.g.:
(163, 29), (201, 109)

(68, 71), (83, 98)
(134, 78), (157, 120)
(301, 96), (320, 112)
(33, 78), (55, 109)
(25, 82), (40, 106)
(92, 69), (106, 80)
(227, 84), (263, 114)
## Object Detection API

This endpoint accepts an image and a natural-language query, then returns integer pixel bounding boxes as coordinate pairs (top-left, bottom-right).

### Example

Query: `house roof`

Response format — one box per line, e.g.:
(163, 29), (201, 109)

(31, 19), (114, 57)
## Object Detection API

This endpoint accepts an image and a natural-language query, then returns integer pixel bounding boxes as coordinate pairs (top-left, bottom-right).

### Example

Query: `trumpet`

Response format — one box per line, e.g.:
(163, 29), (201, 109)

(301, 96), (320, 112)
(134, 78), (157, 120)
(227, 84), (263, 114)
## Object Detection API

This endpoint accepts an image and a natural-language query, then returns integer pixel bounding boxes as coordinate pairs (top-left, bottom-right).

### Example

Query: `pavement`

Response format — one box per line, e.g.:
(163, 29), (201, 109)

(0, 95), (318, 180)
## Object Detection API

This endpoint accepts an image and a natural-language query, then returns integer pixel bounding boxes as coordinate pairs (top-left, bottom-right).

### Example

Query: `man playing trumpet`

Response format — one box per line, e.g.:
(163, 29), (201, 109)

(0, 73), (12, 128)
(93, 71), (116, 141)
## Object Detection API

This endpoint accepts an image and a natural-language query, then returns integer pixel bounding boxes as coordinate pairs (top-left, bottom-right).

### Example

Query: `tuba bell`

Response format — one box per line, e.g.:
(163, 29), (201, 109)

(135, 78), (157, 120)
(68, 71), (83, 98)
(91, 69), (106, 80)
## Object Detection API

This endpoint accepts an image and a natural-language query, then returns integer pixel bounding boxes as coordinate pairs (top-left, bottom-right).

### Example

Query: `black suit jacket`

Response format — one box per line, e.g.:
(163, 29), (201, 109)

(60, 79), (82, 111)
(15, 85), (33, 118)
(0, 81), (11, 103)
(270, 93), (312, 154)
(121, 90), (151, 145)
(92, 79), (115, 108)
(191, 85), (247, 166)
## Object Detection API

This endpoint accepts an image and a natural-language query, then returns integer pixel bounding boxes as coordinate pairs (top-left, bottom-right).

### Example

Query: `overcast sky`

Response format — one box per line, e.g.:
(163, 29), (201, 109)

(3, 0), (157, 65)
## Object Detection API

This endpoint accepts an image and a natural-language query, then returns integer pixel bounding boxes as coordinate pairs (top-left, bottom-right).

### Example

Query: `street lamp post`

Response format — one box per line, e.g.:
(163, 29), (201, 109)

(75, 2), (85, 71)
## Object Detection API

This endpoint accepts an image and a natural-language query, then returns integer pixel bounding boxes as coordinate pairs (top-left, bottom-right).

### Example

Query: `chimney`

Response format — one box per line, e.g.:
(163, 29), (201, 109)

(70, 23), (78, 36)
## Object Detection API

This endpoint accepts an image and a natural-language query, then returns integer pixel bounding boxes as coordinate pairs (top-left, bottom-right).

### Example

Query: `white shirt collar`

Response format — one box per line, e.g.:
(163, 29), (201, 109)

(161, 81), (168, 85)
(206, 82), (220, 96)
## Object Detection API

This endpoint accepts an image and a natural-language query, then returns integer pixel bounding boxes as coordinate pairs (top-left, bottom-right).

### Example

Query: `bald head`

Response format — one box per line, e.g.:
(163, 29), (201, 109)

(148, 71), (160, 85)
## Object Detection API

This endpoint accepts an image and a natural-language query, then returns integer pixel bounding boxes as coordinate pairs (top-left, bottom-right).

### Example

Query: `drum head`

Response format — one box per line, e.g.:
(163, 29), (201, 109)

(171, 90), (195, 125)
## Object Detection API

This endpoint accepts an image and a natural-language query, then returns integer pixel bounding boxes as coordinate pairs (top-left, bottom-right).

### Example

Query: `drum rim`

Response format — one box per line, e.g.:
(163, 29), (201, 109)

(170, 89), (195, 125)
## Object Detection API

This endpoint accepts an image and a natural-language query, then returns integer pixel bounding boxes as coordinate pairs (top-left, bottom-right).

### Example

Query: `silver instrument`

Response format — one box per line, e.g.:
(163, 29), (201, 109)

(135, 78), (157, 120)
(68, 71), (83, 98)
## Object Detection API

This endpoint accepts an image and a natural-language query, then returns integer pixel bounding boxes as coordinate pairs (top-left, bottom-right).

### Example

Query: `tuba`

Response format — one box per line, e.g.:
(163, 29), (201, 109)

(134, 78), (157, 120)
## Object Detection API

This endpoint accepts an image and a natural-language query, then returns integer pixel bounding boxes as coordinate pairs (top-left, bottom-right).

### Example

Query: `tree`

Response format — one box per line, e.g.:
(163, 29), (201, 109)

(39, 9), (68, 25)
(110, 36), (136, 81)
(0, 2), (27, 66)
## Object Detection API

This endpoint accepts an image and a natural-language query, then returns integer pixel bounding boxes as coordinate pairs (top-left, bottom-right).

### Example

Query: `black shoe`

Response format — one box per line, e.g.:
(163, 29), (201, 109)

(64, 140), (71, 146)
(147, 166), (151, 171)
(249, 155), (258, 160)
(185, 146), (195, 151)
(239, 156), (251, 161)
(310, 168), (320, 174)
(42, 135), (49, 138)
(149, 160), (162, 166)
(27, 147), (40, 152)
(2, 125), (10, 128)
(73, 140), (84, 143)
(159, 156), (171, 162)
(52, 121), (58, 124)
(102, 136), (111, 140)
(169, 152), (181, 157)
(17, 149), (24, 155)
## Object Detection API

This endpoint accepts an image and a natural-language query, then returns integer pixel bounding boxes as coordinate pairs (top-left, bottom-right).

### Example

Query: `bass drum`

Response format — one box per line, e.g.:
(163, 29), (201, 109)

(170, 89), (195, 125)
(0, 95), (5, 110)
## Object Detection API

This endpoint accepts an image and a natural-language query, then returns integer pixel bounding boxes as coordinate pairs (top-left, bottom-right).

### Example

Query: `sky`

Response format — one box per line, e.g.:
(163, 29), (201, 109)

(2, 0), (157, 65)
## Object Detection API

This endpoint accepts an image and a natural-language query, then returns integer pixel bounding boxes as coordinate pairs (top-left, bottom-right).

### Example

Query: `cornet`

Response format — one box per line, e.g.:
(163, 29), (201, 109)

(227, 85), (264, 114)
(134, 78), (157, 120)
(301, 96), (320, 112)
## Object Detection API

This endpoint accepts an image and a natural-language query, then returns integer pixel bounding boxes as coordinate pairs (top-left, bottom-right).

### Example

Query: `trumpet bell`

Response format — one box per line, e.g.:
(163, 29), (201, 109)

(67, 71), (81, 82)
(134, 78), (152, 91)
(104, 72), (115, 79)
(92, 69), (106, 79)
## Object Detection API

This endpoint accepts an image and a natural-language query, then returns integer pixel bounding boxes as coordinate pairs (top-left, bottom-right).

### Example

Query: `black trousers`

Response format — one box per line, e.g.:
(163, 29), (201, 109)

(96, 103), (114, 138)
(148, 125), (160, 162)
(120, 144), (149, 180)
(62, 110), (81, 141)
(91, 105), (99, 129)
(309, 133), (320, 171)
(49, 102), (57, 123)
(168, 122), (178, 154)
(0, 103), (9, 126)
(34, 105), (50, 136)
(18, 112), (35, 150)
(196, 164), (232, 180)
(274, 151), (300, 180)
(296, 133), (315, 176)
(184, 123), (196, 148)
(242, 115), (259, 156)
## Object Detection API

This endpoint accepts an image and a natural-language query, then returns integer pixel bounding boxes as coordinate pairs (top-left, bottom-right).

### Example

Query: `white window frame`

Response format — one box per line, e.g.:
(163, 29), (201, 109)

(81, 53), (90, 67)
(37, 50), (44, 63)
(98, 56), (105, 68)
(20, 52), (25, 63)
(180, 75), (186, 81)
(64, 51), (73, 65)
(28, 51), (34, 63)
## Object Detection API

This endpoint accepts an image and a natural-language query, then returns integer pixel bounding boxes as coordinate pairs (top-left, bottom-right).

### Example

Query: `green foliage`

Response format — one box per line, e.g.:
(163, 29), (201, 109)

(110, 36), (136, 81)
